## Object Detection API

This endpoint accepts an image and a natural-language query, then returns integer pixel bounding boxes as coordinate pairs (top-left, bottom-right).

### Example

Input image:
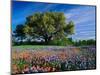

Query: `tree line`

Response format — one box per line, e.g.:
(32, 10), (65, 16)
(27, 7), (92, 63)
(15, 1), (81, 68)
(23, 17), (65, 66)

(74, 39), (96, 46)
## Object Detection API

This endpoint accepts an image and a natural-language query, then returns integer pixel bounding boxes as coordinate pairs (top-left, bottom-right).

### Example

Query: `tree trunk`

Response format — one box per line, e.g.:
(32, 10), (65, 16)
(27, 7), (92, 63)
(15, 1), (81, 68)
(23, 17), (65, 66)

(44, 37), (49, 44)
(20, 37), (23, 45)
(44, 36), (52, 44)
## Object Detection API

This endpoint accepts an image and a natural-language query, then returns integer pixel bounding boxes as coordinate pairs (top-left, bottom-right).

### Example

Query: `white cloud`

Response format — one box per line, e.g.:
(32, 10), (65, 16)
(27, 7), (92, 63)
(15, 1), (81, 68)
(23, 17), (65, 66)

(64, 6), (95, 25)
(64, 6), (96, 40)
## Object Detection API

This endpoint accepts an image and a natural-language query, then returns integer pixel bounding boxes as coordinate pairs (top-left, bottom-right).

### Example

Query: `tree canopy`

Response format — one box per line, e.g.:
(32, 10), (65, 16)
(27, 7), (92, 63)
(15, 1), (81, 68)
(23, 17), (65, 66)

(13, 12), (75, 44)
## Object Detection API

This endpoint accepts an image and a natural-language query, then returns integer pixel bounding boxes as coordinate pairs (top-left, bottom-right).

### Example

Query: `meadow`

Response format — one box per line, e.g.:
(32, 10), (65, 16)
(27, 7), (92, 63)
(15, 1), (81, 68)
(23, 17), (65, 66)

(12, 45), (96, 74)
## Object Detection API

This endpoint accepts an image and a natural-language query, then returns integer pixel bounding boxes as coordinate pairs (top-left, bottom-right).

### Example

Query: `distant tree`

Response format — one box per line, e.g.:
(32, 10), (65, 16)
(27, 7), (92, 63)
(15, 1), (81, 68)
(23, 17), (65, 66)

(14, 24), (25, 43)
(74, 39), (96, 46)
(86, 39), (96, 45)
(23, 12), (74, 44)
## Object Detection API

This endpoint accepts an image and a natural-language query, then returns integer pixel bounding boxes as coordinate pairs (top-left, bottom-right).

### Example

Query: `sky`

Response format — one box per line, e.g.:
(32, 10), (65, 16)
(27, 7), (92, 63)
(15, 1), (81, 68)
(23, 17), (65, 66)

(12, 1), (96, 40)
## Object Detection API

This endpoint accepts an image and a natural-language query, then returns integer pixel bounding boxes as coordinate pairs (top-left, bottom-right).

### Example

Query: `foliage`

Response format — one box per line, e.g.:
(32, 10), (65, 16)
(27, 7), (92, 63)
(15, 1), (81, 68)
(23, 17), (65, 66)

(14, 24), (25, 40)
(13, 12), (74, 45)
(49, 38), (73, 46)
(74, 39), (96, 46)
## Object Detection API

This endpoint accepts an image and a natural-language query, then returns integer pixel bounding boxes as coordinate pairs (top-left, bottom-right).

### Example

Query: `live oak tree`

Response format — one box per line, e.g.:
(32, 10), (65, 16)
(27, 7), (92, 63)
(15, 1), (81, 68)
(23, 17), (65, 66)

(14, 12), (74, 44)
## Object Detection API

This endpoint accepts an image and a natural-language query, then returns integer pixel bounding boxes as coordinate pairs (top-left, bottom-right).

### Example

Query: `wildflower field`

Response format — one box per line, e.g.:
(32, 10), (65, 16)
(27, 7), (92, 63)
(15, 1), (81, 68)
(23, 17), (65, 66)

(12, 45), (96, 74)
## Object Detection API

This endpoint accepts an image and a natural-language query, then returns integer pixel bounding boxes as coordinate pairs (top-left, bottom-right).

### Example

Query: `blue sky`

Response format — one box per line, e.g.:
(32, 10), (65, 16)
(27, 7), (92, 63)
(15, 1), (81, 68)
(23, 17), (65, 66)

(12, 1), (96, 40)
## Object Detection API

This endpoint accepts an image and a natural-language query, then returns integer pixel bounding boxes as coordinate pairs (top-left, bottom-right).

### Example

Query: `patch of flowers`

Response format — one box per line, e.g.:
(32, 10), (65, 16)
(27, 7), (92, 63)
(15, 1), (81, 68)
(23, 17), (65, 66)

(12, 46), (96, 74)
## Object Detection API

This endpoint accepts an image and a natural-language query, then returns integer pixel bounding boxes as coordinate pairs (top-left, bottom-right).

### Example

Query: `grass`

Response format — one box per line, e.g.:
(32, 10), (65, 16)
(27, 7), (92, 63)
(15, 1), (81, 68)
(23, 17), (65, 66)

(12, 45), (67, 51)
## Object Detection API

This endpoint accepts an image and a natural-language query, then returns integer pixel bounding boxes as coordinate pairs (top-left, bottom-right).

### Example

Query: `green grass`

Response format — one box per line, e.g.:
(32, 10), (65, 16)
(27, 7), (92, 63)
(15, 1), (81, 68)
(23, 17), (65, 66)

(12, 45), (67, 50)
